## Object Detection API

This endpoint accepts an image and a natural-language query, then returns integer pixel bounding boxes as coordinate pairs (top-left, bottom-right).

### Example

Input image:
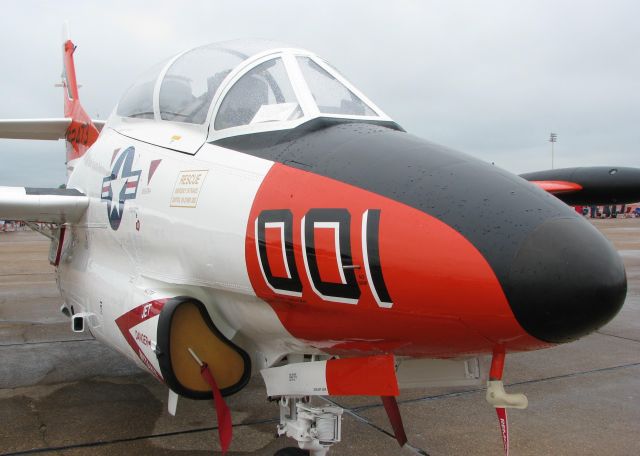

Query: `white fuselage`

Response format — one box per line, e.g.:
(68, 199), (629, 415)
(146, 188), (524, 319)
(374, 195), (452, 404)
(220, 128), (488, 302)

(59, 128), (311, 376)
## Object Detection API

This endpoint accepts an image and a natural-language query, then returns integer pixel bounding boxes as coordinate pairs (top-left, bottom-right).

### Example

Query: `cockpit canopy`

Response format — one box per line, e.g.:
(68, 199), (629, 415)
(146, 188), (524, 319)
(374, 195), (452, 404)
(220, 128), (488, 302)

(113, 39), (393, 149)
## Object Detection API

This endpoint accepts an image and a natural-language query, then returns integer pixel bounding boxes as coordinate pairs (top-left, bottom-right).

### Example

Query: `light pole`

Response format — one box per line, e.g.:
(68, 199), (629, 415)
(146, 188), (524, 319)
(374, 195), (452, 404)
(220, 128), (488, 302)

(549, 132), (557, 169)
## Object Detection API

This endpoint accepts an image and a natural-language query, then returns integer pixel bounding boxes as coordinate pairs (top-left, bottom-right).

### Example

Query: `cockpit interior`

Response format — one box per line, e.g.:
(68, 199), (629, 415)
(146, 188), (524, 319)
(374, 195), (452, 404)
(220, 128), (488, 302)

(109, 39), (397, 153)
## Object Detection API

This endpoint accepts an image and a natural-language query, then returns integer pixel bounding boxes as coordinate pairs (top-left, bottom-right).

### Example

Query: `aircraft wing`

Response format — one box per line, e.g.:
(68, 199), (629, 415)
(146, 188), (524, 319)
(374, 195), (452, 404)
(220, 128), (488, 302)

(520, 166), (640, 205)
(0, 118), (105, 140)
(0, 187), (88, 224)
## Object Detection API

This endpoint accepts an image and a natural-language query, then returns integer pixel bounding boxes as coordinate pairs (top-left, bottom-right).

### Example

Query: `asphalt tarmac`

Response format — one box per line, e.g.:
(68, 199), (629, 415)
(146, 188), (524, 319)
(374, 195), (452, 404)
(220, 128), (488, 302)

(0, 219), (638, 456)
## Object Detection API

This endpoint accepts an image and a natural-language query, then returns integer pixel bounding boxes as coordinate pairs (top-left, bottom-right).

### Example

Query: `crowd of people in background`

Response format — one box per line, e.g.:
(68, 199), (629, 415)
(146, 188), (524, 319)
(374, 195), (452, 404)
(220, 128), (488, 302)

(0, 221), (29, 232)
(0, 204), (638, 233)
(575, 204), (640, 218)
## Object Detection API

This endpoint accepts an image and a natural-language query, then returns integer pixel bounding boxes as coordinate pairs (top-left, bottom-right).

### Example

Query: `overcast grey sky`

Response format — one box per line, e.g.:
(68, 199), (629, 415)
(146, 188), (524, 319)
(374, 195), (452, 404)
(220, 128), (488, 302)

(0, 0), (638, 186)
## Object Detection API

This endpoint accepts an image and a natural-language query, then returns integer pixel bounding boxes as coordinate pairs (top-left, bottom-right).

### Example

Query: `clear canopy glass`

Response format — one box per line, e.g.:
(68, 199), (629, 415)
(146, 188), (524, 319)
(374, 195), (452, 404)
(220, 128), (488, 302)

(159, 47), (244, 124)
(215, 57), (302, 130)
(297, 57), (376, 117)
(115, 39), (388, 138)
(116, 60), (167, 119)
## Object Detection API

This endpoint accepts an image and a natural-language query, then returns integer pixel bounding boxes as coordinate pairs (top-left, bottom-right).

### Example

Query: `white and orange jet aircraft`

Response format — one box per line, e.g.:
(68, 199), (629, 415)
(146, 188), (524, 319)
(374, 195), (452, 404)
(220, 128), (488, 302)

(1, 28), (639, 456)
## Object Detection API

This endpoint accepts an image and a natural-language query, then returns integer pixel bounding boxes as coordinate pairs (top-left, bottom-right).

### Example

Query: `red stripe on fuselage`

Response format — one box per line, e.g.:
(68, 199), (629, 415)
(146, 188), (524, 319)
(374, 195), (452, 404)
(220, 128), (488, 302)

(245, 163), (547, 358)
(115, 300), (167, 381)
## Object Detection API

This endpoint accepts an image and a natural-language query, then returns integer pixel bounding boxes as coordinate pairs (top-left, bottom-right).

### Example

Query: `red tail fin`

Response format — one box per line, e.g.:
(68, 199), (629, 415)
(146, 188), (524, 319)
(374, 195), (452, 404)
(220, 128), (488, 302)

(61, 26), (100, 166)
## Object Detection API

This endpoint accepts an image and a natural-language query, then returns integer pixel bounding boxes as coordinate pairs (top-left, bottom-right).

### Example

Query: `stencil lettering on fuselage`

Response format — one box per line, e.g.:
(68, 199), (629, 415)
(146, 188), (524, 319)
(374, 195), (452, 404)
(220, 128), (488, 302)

(170, 170), (208, 208)
(115, 300), (166, 381)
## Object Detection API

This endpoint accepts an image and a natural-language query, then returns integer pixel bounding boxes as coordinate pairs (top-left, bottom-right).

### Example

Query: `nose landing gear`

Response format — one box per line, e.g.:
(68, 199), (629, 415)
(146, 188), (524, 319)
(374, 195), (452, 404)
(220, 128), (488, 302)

(274, 396), (343, 456)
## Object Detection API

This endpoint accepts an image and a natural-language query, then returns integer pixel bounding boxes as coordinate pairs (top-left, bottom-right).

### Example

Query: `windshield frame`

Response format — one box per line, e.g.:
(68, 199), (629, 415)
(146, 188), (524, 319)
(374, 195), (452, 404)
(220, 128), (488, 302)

(206, 48), (391, 142)
(111, 43), (393, 144)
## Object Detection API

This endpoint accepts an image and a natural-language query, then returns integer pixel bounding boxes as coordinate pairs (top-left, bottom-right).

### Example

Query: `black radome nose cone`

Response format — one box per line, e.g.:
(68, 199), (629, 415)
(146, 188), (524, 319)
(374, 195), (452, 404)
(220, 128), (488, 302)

(506, 217), (627, 343)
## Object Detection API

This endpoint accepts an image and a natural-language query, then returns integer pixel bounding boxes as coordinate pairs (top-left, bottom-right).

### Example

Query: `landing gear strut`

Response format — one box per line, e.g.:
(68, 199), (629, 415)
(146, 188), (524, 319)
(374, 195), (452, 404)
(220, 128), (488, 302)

(275, 396), (343, 456)
(486, 347), (528, 456)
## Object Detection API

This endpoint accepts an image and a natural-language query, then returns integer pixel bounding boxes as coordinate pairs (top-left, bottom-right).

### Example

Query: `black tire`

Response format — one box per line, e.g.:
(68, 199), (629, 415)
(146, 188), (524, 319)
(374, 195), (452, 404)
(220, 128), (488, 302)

(274, 447), (310, 456)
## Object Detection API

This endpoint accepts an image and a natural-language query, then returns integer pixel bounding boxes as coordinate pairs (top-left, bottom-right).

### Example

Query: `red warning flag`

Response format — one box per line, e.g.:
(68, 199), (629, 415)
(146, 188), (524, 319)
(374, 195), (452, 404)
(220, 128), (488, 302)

(495, 407), (509, 456)
(200, 363), (233, 454)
